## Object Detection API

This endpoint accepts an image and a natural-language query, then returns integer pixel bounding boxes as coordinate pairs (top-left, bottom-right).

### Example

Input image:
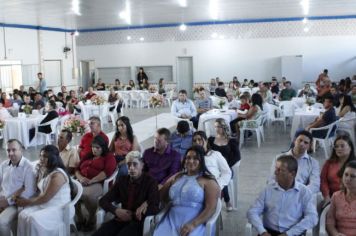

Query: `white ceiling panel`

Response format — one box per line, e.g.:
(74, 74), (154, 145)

(0, 0), (356, 30)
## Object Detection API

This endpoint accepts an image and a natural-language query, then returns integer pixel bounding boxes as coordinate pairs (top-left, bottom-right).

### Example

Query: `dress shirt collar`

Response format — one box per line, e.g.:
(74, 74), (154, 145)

(272, 181), (301, 192)
(154, 145), (172, 155)
(8, 156), (25, 167)
(288, 149), (310, 161)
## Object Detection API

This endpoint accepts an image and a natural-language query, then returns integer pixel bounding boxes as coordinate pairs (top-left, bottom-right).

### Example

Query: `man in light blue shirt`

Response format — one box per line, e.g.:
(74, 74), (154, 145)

(171, 89), (197, 119)
(191, 87), (212, 128)
(247, 155), (318, 236)
(268, 130), (320, 194)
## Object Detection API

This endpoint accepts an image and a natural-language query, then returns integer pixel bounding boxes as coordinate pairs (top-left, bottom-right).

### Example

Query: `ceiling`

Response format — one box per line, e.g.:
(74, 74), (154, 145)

(1, 0), (356, 30)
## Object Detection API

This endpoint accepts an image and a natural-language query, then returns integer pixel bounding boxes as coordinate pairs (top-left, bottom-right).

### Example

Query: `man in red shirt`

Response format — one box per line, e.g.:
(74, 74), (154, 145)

(78, 116), (109, 160)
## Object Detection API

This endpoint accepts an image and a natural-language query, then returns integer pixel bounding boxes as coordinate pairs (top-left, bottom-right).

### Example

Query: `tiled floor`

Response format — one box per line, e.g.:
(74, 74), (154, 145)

(0, 107), (327, 236)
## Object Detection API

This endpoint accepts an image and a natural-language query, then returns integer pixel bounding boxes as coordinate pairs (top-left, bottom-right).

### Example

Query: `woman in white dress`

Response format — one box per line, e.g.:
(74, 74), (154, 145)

(16, 145), (73, 236)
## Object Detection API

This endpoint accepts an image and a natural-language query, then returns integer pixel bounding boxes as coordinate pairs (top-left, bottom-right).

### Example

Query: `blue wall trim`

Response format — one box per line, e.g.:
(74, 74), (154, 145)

(0, 23), (74, 32)
(1, 14), (356, 33)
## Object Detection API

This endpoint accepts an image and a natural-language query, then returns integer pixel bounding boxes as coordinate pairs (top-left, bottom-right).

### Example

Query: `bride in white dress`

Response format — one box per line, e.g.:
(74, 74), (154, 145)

(16, 145), (73, 236)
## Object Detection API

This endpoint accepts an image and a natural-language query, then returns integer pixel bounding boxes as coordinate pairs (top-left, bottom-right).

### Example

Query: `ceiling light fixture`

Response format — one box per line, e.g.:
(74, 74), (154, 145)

(178, 0), (187, 7)
(303, 27), (309, 32)
(179, 24), (187, 31)
(127, 36), (131, 40)
(300, 0), (309, 15)
(209, 0), (219, 20)
(119, 0), (131, 24)
(139, 37), (145, 41)
(71, 0), (81, 15)
(302, 17), (308, 24)
(211, 33), (218, 38)
(74, 30), (79, 36)
(219, 35), (225, 39)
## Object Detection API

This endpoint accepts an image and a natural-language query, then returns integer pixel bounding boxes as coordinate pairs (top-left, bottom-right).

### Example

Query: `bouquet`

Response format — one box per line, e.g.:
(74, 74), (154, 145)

(63, 116), (86, 134)
(91, 95), (106, 105)
(305, 97), (315, 106)
(149, 94), (164, 108)
(0, 120), (5, 129)
(22, 104), (32, 115)
(148, 85), (157, 93)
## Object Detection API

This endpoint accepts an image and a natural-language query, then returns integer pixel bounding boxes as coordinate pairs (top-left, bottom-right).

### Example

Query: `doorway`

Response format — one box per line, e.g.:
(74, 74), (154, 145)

(80, 60), (95, 91)
(176, 57), (193, 98)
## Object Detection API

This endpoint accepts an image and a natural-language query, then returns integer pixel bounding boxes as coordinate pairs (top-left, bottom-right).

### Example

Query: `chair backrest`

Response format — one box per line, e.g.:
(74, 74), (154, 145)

(319, 204), (330, 236)
(278, 101), (295, 117)
(205, 198), (222, 236)
(63, 179), (83, 234)
(103, 168), (119, 194)
(203, 118), (218, 137)
(50, 118), (60, 134)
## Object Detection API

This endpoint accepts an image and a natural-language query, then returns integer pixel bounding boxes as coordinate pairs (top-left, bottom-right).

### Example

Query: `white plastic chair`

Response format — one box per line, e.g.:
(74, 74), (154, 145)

(279, 101), (297, 124)
(119, 92), (131, 109)
(310, 120), (339, 159)
(319, 204), (330, 236)
(239, 116), (263, 149)
(63, 179), (83, 236)
(130, 91), (141, 108)
(269, 105), (286, 132)
(203, 118), (219, 137)
(140, 92), (151, 109)
(337, 115), (356, 145)
(227, 161), (240, 210)
(78, 101), (90, 121)
(108, 100), (121, 125)
(0, 128), (3, 140)
(35, 117), (60, 146)
(103, 168), (119, 194)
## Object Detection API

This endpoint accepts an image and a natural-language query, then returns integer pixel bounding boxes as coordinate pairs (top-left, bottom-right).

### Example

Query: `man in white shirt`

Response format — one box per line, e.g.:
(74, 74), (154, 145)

(0, 139), (36, 236)
(192, 131), (231, 189)
(171, 89), (197, 119)
(268, 130), (320, 194)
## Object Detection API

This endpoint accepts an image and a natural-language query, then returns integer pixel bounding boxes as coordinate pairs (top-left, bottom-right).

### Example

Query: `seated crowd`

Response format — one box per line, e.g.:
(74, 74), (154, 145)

(0, 71), (355, 236)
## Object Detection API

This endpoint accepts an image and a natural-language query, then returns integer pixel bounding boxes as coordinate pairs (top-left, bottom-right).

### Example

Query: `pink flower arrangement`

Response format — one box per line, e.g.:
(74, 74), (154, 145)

(149, 94), (164, 108)
(63, 116), (86, 134)
(91, 95), (106, 105)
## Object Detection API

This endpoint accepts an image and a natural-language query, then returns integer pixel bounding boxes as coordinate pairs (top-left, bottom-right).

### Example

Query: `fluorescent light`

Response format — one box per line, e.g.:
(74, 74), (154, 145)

(127, 36), (131, 40)
(74, 30), (79, 36)
(300, 0), (309, 15)
(209, 0), (219, 20)
(304, 27), (309, 32)
(179, 24), (187, 31)
(119, 0), (131, 24)
(178, 0), (187, 7)
(302, 17), (308, 24)
(71, 0), (81, 15)
(219, 35), (225, 39)
(139, 37), (145, 41)
(211, 33), (218, 38)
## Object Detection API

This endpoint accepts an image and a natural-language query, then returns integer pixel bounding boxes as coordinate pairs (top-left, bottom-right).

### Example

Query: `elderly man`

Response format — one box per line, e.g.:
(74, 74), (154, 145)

(58, 129), (80, 175)
(269, 130), (320, 194)
(0, 139), (36, 235)
(191, 87), (212, 128)
(171, 89), (197, 120)
(143, 128), (181, 187)
(78, 116), (109, 160)
(248, 155), (318, 236)
(93, 151), (160, 236)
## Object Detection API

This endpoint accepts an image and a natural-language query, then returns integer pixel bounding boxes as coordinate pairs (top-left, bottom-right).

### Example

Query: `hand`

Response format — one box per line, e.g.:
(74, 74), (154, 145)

(180, 223), (195, 236)
(15, 197), (32, 207)
(0, 198), (9, 208)
(79, 177), (91, 186)
(115, 208), (133, 222)
(135, 201), (148, 221)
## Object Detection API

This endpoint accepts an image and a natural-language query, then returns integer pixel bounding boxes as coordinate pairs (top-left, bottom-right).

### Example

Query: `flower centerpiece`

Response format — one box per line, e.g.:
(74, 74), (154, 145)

(305, 97), (315, 111)
(22, 105), (32, 115)
(91, 95), (106, 105)
(63, 116), (86, 134)
(149, 94), (164, 108)
(0, 119), (5, 129)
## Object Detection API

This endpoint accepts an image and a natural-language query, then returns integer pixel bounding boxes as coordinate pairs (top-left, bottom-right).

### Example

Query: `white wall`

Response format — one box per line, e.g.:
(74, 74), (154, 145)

(77, 36), (356, 88)
(0, 27), (78, 92)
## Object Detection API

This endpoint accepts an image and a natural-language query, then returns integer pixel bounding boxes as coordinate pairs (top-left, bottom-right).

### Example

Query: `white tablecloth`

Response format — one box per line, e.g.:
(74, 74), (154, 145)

(290, 108), (322, 140)
(3, 115), (44, 149)
(198, 109), (238, 133)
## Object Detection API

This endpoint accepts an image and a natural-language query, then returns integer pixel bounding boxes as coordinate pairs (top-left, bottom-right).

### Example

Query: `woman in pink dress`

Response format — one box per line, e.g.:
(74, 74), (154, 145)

(326, 160), (356, 236)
